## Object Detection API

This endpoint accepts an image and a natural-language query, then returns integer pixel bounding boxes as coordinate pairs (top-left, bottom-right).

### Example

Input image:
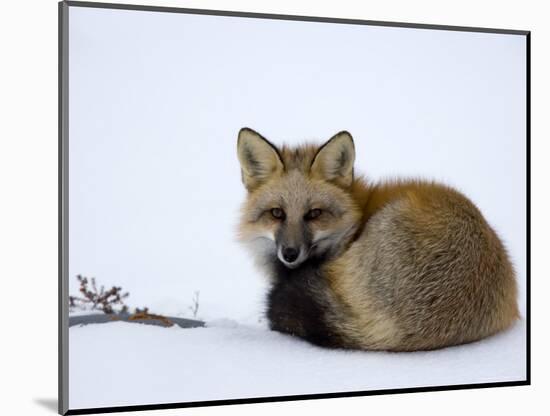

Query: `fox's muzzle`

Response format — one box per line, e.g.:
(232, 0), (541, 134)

(277, 245), (306, 268)
(276, 240), (314, 268)
(275, 221), (312, 268)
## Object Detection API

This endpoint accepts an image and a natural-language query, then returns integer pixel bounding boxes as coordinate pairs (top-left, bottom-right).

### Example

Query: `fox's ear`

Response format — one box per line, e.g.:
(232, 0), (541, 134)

(310, 131), (355, 188)
(237, 128), (284, 191)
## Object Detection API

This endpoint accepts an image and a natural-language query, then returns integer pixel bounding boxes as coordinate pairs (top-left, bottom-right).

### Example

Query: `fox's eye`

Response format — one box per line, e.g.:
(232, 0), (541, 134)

(305, 208), (322, 220)
(271, 208), (285, 220)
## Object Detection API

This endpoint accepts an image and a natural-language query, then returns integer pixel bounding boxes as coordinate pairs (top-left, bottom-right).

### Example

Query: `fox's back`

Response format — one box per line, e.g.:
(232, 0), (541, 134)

(325, 180), (518, 351)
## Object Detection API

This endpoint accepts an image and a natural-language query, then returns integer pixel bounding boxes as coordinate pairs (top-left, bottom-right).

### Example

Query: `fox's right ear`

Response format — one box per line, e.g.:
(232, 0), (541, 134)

(310, 131), (355, 188)
(237, 128), (284, 191)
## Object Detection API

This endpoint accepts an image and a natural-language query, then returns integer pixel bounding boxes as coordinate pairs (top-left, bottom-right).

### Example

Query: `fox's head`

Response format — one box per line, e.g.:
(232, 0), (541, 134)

(237, 128), (362, 270)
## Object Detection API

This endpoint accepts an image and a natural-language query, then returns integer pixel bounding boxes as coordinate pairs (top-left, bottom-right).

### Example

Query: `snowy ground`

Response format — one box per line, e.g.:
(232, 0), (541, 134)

(69, 317), (526, 410)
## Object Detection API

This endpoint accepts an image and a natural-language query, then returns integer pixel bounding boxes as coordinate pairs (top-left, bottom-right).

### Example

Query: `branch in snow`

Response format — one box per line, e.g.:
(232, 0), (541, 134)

(189, 291), (200, 318)
(69, 275), (129, 314)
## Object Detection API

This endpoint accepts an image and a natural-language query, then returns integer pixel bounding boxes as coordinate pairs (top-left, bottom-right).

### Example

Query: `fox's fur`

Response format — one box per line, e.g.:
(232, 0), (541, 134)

(237, 128), (519, 351)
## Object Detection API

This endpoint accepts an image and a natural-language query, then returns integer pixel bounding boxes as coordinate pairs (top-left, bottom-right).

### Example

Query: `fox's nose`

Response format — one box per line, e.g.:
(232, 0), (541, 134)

(282, 247), (299, 263)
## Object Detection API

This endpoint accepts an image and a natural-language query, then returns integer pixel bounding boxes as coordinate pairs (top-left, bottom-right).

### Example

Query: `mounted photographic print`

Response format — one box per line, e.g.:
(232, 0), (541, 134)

(59, 1), (530, 414)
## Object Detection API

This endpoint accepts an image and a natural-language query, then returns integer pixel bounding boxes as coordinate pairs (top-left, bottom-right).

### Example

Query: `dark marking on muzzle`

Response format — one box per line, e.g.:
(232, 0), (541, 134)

(282, 246), (299, 263)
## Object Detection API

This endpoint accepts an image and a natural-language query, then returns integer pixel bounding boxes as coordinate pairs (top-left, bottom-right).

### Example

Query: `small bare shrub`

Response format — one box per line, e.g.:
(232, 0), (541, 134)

(189, 291), (200, 318)
(69, 275), (129, 314)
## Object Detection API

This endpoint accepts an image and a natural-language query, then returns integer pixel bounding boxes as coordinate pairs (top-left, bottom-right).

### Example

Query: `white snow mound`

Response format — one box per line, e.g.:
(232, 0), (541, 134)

(69, 318), (526, 409)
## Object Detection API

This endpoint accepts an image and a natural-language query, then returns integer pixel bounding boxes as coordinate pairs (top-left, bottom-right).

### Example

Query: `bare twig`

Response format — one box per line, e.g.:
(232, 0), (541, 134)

(189, 291), (200, 318)
(69, 274), (129, 314)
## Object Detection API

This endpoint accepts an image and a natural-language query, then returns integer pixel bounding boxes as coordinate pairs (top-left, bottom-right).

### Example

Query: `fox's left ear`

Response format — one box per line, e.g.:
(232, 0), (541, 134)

(237, 128), (284, 191)
(311, 131), (355, 188)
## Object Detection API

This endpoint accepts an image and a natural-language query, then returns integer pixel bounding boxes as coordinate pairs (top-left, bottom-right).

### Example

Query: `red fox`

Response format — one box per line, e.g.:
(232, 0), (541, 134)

(237, 128), (519, 351)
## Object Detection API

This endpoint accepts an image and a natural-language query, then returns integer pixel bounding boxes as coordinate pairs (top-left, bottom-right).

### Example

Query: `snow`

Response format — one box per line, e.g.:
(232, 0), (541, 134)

(68, 309), (104, 317)
(69, 318), (526, 410)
